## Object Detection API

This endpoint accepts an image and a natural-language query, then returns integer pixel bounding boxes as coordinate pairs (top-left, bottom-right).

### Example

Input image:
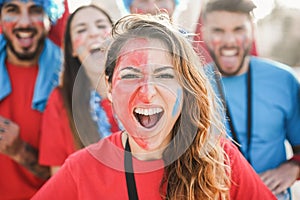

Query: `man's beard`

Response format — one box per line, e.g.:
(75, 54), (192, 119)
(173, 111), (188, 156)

(208, 46), (251, 77)
(4, 33), (46, 61)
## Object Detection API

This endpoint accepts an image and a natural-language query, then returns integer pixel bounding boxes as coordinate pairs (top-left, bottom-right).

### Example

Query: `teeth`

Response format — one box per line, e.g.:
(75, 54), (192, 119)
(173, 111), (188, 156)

(221, 49), (237, 56)
(90, 43), (102, 50)
(18, 32), (32, 38)
(134, 107), (163, 116)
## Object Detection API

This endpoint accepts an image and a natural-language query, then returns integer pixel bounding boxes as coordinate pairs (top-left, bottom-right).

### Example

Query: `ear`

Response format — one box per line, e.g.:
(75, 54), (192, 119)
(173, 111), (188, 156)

(105, 76), (113, 102)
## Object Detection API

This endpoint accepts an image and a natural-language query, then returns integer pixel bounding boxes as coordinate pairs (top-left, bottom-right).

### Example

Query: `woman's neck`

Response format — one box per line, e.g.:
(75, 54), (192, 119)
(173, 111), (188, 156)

(121, 132), (166, 161)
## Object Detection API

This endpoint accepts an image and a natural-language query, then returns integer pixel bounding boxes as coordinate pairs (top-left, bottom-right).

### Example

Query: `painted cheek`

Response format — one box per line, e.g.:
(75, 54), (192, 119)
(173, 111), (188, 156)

(211, 36), (222, 50)
(239, 35), (251, 49)
(2, 16), (18, 30)
(2, 16), (18, 23)
(172, 88), (182, 117)
(72, 35), (85, 54)
(133, 8), (146, 14)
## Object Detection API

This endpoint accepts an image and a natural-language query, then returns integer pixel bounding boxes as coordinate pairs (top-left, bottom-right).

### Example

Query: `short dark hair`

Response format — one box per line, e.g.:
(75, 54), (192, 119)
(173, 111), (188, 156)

(202, 0), (256, 19)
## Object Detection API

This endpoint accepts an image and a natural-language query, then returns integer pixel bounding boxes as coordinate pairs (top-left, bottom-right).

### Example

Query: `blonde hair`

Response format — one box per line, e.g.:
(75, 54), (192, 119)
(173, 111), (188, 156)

(105, 13), (230, 200)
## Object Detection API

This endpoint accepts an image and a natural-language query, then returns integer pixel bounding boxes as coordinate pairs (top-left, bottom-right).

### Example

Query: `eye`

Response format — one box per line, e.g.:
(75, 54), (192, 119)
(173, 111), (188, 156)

(121, 73), (141, 79)
(4, 5), (19, 14)
(76, 28), (86, 34)
(30, 5), (44, 15)
(97, 24), (108, 29)
(155, 73), (174, 79)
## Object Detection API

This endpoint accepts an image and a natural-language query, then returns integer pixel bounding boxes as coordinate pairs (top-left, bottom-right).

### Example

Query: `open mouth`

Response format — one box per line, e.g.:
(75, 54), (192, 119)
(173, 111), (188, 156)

(220, 48), (238, 56)
(16, 31), (35, 48)
(134, 107), (164, 129)
(89, 43), (104, 54)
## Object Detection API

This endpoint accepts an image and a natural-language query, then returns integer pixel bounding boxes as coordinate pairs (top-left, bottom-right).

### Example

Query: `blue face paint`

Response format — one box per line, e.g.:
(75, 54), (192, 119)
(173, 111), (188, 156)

(2, 15), (18, 22)
(172, 88), (182, 117)
(0, 0), (65, 24)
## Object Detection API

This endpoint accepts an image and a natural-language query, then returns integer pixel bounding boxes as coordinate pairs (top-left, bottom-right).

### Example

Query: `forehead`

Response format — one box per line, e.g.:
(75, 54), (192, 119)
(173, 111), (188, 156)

(116, 38), (173, 68)
(131, 0), (175, 4)
(120, 38), (169, 55)
(2, 0), (41, 8)
(205, 11), (251, 27)
(71, 7), (109, 27)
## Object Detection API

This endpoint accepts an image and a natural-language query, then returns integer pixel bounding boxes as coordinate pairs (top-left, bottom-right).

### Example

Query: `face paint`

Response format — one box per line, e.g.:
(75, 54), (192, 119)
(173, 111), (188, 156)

(0, 1), (50, 62)
(110, 38), (183, 151)
(70, 7), (113, 61)
(172, 88), (182, 117)
(203, 11), (253, 76)
(2, 15), (18, 23)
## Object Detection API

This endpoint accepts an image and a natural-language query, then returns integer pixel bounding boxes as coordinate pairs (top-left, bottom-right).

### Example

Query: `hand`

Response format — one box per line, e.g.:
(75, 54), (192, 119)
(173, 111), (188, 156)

(259, 161), (300, 195)
(0, 115), (22, 157)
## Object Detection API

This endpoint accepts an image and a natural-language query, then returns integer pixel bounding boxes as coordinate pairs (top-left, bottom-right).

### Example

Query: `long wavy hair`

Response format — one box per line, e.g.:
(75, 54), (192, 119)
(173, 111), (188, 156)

(105, 14), (230, 200)
(61, 5), (113, 149)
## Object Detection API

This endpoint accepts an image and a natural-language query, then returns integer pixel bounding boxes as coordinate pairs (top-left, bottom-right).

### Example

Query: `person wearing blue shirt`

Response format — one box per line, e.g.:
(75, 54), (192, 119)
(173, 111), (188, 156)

(201, 0), (300, 199)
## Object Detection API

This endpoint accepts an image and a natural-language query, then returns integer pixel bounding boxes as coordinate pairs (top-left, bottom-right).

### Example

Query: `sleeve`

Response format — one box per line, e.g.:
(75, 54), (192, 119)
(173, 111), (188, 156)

(39, 88), (76, 166)
(286, 75), (300, 147)
(224, 141), (276, 200)
(32, 158), (78, 200)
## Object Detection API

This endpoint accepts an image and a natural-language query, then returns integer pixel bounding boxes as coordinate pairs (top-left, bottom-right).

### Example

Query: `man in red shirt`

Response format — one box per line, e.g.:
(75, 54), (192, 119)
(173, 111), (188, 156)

(0, 0), (64, 199)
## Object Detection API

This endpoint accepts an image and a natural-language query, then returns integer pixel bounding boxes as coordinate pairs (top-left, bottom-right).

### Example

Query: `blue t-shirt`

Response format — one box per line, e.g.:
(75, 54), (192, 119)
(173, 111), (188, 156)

(207, 56), (300, 173)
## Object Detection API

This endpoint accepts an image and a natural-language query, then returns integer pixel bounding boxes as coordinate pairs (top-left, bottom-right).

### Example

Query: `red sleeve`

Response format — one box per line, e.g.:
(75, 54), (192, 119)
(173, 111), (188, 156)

(222, 140), (276, 200)
(101, 98), (120, 133)
(32, 158), (78, 200)
(48, 0), (70, 47)
(39, 88), (76, 166)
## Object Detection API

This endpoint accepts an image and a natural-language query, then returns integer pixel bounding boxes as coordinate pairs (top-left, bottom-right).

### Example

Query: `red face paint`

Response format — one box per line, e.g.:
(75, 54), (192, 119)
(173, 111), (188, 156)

(204, 11), (253, 76)
(110, 38), (183, 152)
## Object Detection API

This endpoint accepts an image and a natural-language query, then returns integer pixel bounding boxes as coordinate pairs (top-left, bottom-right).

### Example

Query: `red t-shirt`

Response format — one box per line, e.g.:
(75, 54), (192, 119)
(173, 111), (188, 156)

(39, 88), (119, 166)
(0, 61), (46, 199)
(33, 132), (276, 200)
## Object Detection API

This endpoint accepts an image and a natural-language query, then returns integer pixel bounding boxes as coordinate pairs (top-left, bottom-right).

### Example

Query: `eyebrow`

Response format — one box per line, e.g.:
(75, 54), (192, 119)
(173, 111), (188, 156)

(154, 66), (174, 73)
(3, 3), (17, 9)
(120, 66), (141, 73)
(120, 66), (174, 73)
(72, 19), (108, 29)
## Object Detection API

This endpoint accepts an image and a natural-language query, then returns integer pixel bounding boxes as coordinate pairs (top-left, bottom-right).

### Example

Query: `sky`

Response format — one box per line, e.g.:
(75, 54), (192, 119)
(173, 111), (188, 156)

(67, 0), (300, 20)
(252, 0), (300, 20)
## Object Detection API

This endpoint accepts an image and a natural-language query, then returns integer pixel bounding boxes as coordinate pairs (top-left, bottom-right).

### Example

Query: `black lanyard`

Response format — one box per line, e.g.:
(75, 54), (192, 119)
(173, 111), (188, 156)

(214, 64), (252, 164)
(124, 138), (139, 200)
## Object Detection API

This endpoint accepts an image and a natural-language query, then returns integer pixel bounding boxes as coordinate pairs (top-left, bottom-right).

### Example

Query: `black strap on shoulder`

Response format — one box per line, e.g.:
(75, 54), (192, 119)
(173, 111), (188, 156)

(214, 64), (253, 164)
(124, 138), (139, 200)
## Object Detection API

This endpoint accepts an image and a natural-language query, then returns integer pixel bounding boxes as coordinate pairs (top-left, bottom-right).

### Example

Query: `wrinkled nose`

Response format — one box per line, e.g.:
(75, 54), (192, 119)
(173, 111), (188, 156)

(138, 81), (157, 103)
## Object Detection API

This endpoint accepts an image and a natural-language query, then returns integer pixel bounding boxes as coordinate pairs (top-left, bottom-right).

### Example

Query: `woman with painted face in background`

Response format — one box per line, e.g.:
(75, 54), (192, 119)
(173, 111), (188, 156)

(33, 14), (275, 199)
(38, 4), (119, 175)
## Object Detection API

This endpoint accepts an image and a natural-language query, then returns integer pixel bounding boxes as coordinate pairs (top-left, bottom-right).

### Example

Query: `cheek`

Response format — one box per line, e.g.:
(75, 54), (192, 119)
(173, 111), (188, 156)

(238, 35), (251, 48)
(2, 16), (18, 31)
(172, 88), (182, 117)
(72, 35), (85, 53)
(209, 36), (222, 49)
(102, 28), (111, 38)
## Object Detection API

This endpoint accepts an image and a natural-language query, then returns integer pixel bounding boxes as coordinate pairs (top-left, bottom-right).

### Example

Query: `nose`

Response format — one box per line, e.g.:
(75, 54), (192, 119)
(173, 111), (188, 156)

(138, 81), (157, 103)
(89, 25), (102, 39)
(223, 32), (236, 45)
(18, 11), (32, 27)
